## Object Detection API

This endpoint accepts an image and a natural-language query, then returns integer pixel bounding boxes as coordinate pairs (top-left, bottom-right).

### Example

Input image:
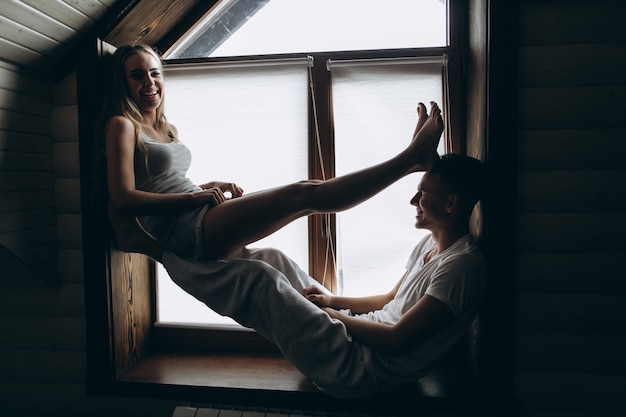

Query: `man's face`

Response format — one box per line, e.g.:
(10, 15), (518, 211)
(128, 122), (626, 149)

(410, 172), (451, 231)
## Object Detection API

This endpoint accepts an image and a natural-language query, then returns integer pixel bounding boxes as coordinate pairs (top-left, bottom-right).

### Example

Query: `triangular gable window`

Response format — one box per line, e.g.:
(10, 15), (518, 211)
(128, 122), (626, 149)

(166, 0), (447, 59)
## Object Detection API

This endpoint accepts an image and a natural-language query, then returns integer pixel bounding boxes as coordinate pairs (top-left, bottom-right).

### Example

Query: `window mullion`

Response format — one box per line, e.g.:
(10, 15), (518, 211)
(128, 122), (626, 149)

(308, 55), (338, 293)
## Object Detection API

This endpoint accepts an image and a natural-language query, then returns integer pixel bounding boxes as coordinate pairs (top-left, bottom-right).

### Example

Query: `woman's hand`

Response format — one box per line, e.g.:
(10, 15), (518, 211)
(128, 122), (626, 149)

(302, 285), (335, 308)
(193, 181), (244, 207)
(199, 181), (244, 199)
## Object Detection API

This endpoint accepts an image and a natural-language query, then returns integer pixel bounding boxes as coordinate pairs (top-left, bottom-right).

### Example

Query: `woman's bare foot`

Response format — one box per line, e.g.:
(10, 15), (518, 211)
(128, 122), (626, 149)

(406, 101), (444, 172)
(412, 102), (428, 139)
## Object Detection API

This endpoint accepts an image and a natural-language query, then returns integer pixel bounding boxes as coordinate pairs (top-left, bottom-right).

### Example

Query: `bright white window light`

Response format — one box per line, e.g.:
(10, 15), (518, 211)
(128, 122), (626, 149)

(157, 61), (309, 327)
(166, 0), (447, 59)
(330, 59), (445, 296)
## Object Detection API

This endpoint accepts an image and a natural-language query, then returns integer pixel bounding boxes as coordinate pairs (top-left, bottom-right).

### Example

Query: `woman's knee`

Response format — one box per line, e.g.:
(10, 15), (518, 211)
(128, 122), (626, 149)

(287, 179), (325, 209)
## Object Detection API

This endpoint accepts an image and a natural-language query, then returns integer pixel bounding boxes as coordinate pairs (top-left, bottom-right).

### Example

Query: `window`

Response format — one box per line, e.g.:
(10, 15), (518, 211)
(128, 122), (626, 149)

(167, 0), (447, 58)
(157, 59), (310, 326)
(330, 58), (446, 297)
(157, 0), (453, 327)
(81, 0), (506, 408)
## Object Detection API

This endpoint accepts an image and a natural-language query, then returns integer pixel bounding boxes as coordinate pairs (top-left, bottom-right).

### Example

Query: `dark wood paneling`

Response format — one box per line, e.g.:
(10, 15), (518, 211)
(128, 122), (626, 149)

(104, 0), (212, 49)
(110, 249), (154, 377)
(0, 151), (53, 171)
(0, 88), (50, 116)
(516, 332), (626, 373)
(516, 293), (626, 333)
(516, 371), (626, 414)
(0, 349), (87, 384)
(519, 43), (626, 88)
(517, 212), (626, 252)
(518, 86), (626, 130)
(518, 128), (626, 171)
(1, 188), (54, 216)
(0, 381), (178, 417)
(0, 210), (55, 235)
(517, 252), (626, 293)
(519, 0), (626, 46)
(0, 131), (53, 154)
(0, 316), (86, 350)
(0, 284), (85, 316)
(0, 109), (51, 136)
(0, 63), (50, 96)
(518, 171), (626, 212)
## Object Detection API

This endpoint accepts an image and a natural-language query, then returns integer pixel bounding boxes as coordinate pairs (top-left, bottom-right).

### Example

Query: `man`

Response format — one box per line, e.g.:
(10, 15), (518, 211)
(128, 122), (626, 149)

(299, 153), (487, 395)
(303, 154), (486, 356)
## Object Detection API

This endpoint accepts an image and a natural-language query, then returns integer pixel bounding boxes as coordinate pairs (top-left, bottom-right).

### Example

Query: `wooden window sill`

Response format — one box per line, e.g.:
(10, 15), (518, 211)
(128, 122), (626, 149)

(105, 351), (503, 416)
(118, 350), (318, 393)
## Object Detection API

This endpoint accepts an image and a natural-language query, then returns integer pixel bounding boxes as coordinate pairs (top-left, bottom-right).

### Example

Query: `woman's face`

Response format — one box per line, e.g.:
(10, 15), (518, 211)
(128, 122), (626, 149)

(123, 51), (164, 114)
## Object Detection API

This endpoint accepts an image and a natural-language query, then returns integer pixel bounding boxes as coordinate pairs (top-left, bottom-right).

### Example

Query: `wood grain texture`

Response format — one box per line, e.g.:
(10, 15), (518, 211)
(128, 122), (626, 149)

(104, 0), (208, 47)
(109, 249), (154, 377)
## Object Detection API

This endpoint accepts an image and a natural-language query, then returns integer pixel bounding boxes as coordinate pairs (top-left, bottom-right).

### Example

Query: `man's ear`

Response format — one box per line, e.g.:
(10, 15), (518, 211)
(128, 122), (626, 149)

(446, 194), (460, 213)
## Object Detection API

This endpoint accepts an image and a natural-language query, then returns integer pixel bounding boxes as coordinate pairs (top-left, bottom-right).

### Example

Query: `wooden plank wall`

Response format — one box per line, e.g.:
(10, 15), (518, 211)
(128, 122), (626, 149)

(0, 68), (179, 417)
(0, 60), (57, 281)
(515, 1), (626, 416)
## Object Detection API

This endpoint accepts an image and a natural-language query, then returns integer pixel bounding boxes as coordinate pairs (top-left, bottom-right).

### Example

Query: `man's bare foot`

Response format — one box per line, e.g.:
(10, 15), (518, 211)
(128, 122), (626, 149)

(406, 101), (444, 172)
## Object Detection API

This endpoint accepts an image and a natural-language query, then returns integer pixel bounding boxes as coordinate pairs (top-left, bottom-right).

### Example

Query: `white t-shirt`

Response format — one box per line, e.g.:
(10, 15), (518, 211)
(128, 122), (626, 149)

(364, 234), (487, 386)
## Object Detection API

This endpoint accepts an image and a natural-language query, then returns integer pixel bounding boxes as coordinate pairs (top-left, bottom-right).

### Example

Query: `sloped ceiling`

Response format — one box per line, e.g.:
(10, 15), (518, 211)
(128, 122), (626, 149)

(0, 0), (218, 77)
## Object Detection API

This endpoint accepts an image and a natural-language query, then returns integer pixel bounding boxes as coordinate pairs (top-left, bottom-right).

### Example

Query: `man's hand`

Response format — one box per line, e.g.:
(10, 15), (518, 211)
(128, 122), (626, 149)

(302, 285), (335, 308)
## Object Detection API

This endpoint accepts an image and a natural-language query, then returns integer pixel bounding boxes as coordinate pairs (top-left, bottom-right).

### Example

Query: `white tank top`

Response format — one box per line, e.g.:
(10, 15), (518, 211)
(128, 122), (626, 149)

(134, 131), (207, 257)
(133, 131), (201, 194)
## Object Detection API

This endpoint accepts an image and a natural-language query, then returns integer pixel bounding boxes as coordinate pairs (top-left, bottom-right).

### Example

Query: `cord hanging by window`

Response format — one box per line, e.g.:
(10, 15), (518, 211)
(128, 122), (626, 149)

(308, 60), (338, 290)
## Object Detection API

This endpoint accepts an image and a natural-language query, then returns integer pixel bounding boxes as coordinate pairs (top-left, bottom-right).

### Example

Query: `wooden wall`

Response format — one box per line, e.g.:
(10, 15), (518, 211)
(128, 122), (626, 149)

(514, 0), (626, 415)
(0, 61), (56, 281)
(1, 1), (625, 416)
(0, 69), (179, 417)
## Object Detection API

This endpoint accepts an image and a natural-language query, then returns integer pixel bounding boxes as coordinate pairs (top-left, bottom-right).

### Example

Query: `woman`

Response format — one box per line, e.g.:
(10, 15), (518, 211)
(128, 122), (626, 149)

(97, 44), (444, 260)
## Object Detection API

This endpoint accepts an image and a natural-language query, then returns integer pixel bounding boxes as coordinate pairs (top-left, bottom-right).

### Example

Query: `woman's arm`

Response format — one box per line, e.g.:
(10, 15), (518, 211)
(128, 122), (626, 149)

(325, 294), (453, 354)
(302, 273), (405, 314)
(105, 116), (226, 216)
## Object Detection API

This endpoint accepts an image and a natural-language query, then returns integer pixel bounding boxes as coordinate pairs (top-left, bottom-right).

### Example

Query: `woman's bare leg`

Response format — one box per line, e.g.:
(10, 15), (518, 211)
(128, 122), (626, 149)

(202, 102), (443, 259)
(108, 204), (164, 261)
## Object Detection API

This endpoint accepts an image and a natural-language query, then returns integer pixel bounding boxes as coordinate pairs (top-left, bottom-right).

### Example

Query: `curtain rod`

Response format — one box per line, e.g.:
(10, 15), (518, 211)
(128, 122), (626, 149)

(327, 55), (447, 71)
(164, 56), (314, 71)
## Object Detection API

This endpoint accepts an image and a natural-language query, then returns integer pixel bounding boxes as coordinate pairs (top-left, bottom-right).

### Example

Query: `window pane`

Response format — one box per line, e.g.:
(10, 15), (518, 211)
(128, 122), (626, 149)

(331, 61), (445, 296)
(156, 62), (309, 326)
(167, 0), (447, 59)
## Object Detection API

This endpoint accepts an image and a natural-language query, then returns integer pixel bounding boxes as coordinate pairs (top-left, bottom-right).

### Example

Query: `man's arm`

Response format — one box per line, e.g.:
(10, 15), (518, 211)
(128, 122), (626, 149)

(324, 294), (453, 354)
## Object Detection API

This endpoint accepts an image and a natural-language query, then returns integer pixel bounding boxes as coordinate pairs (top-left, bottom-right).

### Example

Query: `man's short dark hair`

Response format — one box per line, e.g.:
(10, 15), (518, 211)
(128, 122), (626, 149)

(430, 154), (485, 208)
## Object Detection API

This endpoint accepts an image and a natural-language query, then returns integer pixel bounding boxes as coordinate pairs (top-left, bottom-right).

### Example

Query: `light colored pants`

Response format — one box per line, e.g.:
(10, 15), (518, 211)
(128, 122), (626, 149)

(161, 247), (380, 398)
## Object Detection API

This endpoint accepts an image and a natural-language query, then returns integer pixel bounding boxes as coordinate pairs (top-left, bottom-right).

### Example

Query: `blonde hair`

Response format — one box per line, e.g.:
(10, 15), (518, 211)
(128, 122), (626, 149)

(101, 44), (176, 151)
(93, 44), (176, 203)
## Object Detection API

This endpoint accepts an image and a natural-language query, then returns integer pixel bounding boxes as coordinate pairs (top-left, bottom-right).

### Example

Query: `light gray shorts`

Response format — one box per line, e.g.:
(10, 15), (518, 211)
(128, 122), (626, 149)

(141, 204), (210, 259)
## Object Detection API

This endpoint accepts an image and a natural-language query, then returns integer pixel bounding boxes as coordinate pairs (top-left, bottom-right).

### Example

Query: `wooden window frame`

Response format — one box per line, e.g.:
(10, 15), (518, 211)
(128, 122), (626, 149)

(78, 1), (517, 414)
